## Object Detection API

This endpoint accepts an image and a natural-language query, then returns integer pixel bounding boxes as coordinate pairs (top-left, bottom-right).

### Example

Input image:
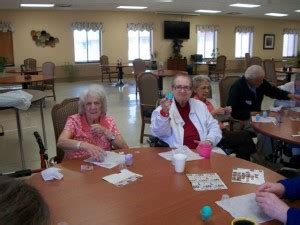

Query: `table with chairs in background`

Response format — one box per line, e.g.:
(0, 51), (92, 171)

(27, 147), (297, 225)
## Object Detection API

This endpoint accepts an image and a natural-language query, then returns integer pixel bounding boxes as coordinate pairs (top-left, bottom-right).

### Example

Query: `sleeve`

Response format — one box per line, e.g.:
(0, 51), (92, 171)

(263, 80), (290, 100)
(150, 106), (172, 138)
(203, 106), (222, 146)
(286, 208), (300, 225)
(279, 177), (300, 200)
(63, 116), (77, 136)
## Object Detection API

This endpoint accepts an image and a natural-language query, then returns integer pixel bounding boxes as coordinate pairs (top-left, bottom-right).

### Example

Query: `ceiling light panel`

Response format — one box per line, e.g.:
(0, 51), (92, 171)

(20, 3), (54, 7)
(195, 9), (221, 13)
(230, 3), (260, 8)
(117, 6), (147, 9)
(265, 13), (288, 17)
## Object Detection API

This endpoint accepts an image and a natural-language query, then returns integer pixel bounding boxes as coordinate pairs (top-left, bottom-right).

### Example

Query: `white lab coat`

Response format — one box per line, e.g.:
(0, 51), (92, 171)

(150, 98), (222, 148)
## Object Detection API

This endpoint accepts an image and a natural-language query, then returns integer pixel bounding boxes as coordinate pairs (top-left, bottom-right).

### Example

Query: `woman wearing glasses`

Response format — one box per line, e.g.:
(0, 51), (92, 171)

(150, 74), (222, 149)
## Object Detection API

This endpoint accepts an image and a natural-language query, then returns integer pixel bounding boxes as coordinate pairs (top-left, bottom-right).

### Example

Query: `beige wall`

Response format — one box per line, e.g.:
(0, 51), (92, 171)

(1, 10), (300, 78)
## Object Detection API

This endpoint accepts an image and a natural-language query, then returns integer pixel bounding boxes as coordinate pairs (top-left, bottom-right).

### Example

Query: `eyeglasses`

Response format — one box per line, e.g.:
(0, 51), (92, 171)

(173, 85), (192, 91)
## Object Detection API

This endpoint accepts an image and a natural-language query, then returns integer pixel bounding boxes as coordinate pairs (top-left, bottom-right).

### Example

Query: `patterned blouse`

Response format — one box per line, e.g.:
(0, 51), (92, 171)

(63, 114), (120, 159)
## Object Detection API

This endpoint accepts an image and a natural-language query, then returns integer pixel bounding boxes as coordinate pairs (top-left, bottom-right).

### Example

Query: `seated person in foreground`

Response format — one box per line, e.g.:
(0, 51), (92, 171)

(0, 176), (50, 225)
(57, 84), (128, 161)
(150, 74), (222, 149)
(256, 176), (300, 225)
(192, 75), (256, 160)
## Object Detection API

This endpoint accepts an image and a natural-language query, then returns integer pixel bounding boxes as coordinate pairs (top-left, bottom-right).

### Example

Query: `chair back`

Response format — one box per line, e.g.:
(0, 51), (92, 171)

(42, 62), (55, 84)
(219, 76), (240, 107)
(24, 58), (37, 71)
(249, 57), (262, 66)
(51, 97), (79, 163)
(100, 55), (110, 72)
(263, 59), (277, 86)
(215, 55), (226, 72)
(138, 72), (159, 108)
(133, 58), (146, 76)
(245, 53), (251, 68)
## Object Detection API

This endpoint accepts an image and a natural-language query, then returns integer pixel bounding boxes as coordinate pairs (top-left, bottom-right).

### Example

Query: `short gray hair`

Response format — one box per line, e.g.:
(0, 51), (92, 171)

(78, 84), (107, 115)
(171, 74), (192, 87)
(192, 75), (210, 90)
(245, 65), (265, 80)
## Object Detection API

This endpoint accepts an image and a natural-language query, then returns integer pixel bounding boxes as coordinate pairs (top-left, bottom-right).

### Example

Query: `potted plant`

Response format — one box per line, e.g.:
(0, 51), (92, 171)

(211, 48), (220, 60)
(0, 57), (6, 73)
(63, 62), (77, 81)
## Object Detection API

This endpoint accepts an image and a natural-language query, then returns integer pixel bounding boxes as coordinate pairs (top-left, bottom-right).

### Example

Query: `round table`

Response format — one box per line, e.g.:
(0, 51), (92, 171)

(0, 74), (53, 89)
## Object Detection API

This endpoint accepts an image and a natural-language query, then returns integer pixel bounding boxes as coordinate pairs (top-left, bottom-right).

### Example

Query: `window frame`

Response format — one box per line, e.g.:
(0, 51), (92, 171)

(128, 30), (153, 62)
(73, 29), (102, 64)
(282, 33), (298, 58)
(234, 31), (253, 59)
(196, 30), (218, 59)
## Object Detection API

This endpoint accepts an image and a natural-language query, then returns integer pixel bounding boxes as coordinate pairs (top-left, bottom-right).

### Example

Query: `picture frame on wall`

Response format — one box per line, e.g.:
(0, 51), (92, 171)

(263, 34), (275, 49)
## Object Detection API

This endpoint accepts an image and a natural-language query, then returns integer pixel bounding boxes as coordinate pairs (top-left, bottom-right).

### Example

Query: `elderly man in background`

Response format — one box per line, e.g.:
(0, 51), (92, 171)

(150, 74), (222, 149)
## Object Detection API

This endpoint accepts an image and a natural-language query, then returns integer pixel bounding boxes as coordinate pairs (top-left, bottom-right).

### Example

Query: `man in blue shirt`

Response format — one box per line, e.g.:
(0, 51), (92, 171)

(256, 177), (300, 225)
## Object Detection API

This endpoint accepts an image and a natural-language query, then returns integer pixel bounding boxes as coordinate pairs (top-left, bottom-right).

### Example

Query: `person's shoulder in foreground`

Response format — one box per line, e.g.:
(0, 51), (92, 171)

(0, 176), (50, 225)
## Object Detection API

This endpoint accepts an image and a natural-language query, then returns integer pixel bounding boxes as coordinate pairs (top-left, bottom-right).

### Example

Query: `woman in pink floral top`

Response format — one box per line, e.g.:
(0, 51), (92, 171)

(57, 84), (128, 161)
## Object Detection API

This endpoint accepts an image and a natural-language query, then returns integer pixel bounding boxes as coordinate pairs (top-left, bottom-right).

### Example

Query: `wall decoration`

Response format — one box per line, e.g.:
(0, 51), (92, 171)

(31, 30), (59, 47)
(263, 34), (275, 50)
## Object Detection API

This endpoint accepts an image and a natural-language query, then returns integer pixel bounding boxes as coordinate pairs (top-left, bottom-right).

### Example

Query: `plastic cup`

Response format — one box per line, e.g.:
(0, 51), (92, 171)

(231, 217), (257, 225)
(197, 143), (212, 159)
(173, 153), (187, 173)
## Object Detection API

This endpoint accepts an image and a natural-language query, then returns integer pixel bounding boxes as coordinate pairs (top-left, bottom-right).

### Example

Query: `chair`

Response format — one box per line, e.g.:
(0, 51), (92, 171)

(249, 56), (262, 66)
(100, 55), (118, 83)
(24, 58), (38, 74)
(263, 59), (286, 86)
(41, 62), (56, 101)
(137, 72), (160, 143)
(133, 58), (146, 96)
(209, 55), (226, 81)
(245, 53), (251, 68)
(219, 75), (240, 108)
(51, 97), (79, 163)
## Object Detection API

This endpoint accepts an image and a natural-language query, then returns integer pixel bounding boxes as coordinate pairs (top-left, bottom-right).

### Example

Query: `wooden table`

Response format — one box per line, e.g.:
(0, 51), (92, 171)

(193, 61), (217, 75)
(275, 67), (300, 82)
(100, 64), (132, 87)
(6, 67), (42, 75)
(27, 147), (291, 225)
(0, 74), (53, 89)
(0, 89), (47, 169)
(146, 69), (186, 95)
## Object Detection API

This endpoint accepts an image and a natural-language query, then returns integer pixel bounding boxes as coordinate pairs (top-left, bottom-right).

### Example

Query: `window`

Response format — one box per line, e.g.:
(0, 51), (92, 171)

(197, 30), (217, 58)
(128, 30), (152, 61)
(235, 32), (253, 58)
(283, 33), (298, 57)
(73, 29), (101, 63)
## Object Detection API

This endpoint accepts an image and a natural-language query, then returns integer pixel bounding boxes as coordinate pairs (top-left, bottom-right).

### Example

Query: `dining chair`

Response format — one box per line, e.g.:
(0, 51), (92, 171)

(209, 55), (226, 81)
(133, 58), (146, 96)
(24, 58), (38, 74)
(219, 75), (240, 108)
(244, 53), (251, 68)
(51, 97), (79, 163)
(249, 56), (262, 66)
(137, 72), (160, 143)
(263, 59), (286, 86)
(100, 55), (118, 83)
(42, 61), (56, 101)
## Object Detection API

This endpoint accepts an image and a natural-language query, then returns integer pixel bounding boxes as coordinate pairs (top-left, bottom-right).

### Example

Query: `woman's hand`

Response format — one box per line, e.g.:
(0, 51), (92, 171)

(257, 182), (285, 198)
(160, 98), (172, 114)
(80, 142), (107, 161)
(91, 124), (114, 140)
(211, 107), (225, 116)
(255, 191), (288, 223)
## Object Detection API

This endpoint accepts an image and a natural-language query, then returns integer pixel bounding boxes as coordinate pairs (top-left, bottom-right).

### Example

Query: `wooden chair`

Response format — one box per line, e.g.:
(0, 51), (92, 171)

(263, 59), (286, 86)
(137, 72), (160, 143)
(133, 58), (146, 96)
(245, 53), (251, 68)
(24, 58), (38, 74)
(51, 97), (79, 163)
(100, 55), (118, 83)
(219, 75), (240, 107)
(209, 55), (226, 81)
(249, 56), (262, 66)
(42, 61), (56, 101)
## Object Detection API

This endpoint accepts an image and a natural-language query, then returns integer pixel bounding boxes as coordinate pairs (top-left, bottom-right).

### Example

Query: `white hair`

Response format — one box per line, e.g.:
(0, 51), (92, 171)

(245, 65), (265, 80)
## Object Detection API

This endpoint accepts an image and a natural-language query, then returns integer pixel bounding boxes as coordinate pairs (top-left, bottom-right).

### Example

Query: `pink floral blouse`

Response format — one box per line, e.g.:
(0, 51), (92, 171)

(63, 114), (121, 159)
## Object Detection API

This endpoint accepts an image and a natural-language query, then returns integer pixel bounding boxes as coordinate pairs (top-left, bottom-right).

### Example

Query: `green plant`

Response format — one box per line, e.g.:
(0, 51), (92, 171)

(211, 48), (220, 59)
(151, 51), (158, 61)
(63, 62), (77, 77)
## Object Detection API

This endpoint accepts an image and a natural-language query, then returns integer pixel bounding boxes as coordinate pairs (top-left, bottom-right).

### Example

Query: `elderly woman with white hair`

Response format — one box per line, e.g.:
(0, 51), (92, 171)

(57, 84), (128, 161)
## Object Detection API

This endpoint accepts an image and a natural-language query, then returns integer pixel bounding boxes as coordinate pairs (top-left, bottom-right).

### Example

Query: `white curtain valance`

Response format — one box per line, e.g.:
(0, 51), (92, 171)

(235, 26), (254, 33)
(283, 28), (299, 35)
(0, 21), (14, 32)
(71, 22), (103, 31)
(196, 25), (219, 32)
(127, 23), (154, 31)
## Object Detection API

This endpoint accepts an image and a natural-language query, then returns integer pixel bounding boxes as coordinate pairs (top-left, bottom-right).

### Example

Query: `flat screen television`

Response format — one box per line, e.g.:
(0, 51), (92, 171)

(164, 21), (190, 39)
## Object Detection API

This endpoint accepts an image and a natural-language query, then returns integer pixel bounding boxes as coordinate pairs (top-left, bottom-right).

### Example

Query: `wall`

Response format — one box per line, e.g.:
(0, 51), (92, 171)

(1, 10), (300, 79)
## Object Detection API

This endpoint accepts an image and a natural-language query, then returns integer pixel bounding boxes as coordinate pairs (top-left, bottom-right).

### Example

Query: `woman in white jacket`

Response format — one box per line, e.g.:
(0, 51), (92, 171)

(150, 74), (222, 149)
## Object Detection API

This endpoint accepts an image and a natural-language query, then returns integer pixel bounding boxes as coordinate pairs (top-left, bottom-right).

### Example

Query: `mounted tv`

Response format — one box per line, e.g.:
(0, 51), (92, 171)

(164, 21), (190, 39)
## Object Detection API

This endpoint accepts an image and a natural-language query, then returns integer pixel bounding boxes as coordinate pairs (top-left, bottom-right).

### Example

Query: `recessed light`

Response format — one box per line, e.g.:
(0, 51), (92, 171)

(195, 9), (221, 13)
(295, 10), (300, 12)
(117, 6), (147, 9)
(265, 13), (288, 17)
(20, 3), (54, 8)
(230, 3), (260, 8)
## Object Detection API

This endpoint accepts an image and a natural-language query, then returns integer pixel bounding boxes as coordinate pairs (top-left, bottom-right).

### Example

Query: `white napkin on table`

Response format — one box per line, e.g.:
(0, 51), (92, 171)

(41, 167), (63, 181)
